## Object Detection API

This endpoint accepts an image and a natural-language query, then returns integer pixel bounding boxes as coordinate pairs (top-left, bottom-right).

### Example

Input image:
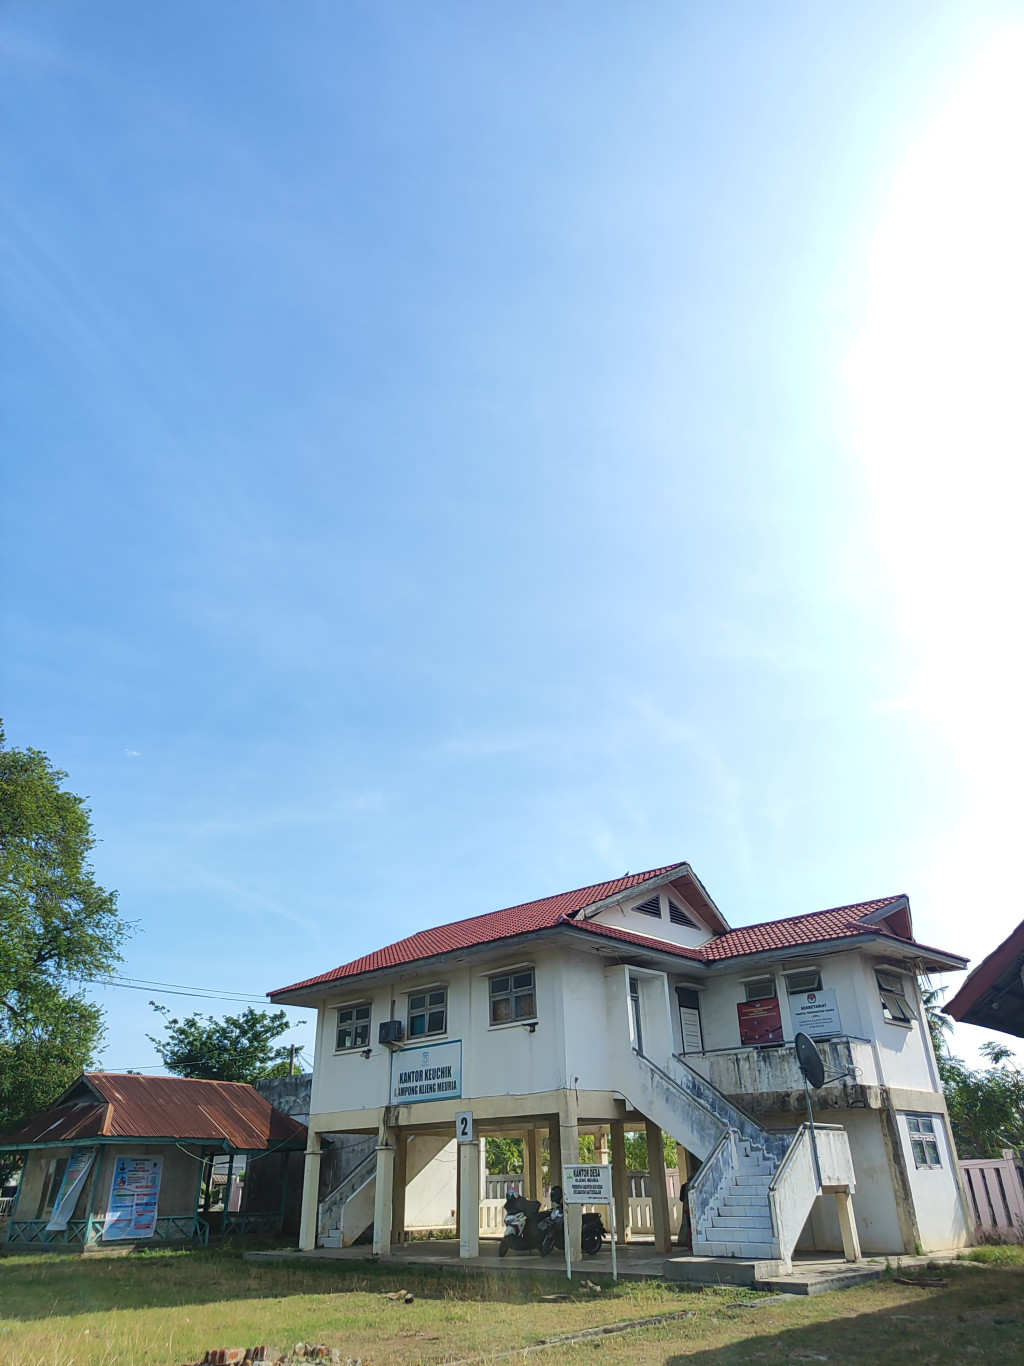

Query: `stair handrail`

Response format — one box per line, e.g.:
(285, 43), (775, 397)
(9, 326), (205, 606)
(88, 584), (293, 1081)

(636, 1047), (788, 1159)
(317, 1150), (377, 1235)
(687, 1125), (738, 1239)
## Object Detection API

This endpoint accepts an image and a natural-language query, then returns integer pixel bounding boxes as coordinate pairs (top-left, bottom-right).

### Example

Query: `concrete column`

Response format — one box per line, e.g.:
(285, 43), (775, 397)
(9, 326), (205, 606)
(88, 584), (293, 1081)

(372, 1139), (396, 1256)
(597, 1131), (610, 1164)
(557, 1096), (582, 1260)
(527, 1129), (543, 1200)
(298, 1141), (322, 1251)
(610, 1120), (630, 1245)
(646, 1119), (672, 1254)
(879, 1105), (921, 1254)
(459, 1139), (481, 1258)
(835, 1190), (862, 1262)
(390, 1132), (408, 1245)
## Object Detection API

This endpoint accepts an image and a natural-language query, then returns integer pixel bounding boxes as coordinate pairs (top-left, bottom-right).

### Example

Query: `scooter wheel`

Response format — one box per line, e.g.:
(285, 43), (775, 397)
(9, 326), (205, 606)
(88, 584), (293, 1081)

(539, 1232), (554, 1257)
(499, 1237), (511, 1258)
(582, 1231), (602, 1256)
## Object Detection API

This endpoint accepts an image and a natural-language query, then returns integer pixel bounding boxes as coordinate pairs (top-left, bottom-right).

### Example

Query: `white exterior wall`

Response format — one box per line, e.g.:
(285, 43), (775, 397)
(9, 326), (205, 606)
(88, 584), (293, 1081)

(853, 959), (941, 1094)
(896, 1110), (971, 1251)
(310, 943), (573, 1119)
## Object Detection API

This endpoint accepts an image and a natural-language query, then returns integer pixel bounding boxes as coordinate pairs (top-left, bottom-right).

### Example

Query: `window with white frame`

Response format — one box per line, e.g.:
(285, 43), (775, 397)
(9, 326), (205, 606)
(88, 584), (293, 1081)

(876, 969), (915, 1024)
(489, 968), (536, 1025)
(336, 1001), (371, 1050)
(907, 1114), (942, 1168)
(408, 987), (447, 1038)
(744, 976), (777, 1002)
(785, 969), (823, 994)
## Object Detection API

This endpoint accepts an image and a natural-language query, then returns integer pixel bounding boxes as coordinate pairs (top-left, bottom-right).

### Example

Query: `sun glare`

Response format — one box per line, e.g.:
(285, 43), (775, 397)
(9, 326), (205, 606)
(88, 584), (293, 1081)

(847, 27), (1024, 994)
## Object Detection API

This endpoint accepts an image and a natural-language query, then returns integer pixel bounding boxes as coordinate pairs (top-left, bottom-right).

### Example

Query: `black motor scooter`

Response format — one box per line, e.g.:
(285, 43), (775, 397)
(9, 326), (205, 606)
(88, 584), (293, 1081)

(539, 1186), (606, 1257)
(499, 1191), (550, 1256)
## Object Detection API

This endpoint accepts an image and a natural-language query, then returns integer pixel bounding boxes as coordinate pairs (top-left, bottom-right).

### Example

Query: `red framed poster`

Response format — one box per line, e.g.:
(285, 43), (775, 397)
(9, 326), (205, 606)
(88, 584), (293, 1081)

(737, 997), (783, 1045)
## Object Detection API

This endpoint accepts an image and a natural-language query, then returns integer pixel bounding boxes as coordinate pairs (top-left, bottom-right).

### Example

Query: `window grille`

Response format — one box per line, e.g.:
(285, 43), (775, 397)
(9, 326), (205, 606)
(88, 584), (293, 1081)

(336, 1002), (371, 1050)
(668, 899), (696, 928)
(490, 968), (536, 1025)
(907, 1114), (942, 1168)
(635, 895), (662, 918)
(408, 988), (447, 1037)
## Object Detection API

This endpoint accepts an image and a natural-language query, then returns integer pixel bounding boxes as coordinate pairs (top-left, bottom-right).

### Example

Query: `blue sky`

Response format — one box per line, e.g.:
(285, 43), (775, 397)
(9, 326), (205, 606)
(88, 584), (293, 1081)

(3, 1), (1022, 1072)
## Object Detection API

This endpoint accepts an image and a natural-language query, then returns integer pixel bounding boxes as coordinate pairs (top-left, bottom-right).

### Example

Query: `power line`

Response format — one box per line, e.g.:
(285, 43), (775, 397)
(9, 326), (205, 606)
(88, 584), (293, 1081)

(76, 975), (284, 1007)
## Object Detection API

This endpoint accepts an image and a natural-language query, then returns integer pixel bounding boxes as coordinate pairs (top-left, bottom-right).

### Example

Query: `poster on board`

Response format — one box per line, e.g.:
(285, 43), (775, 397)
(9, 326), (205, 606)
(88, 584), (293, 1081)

(737, 997), (783, 1045)
(789, 989), (842, 1038)
(102, 1156), (163, 1240)
(45, 1149), (97, 1231)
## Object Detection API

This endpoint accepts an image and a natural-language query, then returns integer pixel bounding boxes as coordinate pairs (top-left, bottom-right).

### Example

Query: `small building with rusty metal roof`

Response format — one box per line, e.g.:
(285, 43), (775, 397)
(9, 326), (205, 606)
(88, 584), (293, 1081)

(0, 1072), (307, 1250)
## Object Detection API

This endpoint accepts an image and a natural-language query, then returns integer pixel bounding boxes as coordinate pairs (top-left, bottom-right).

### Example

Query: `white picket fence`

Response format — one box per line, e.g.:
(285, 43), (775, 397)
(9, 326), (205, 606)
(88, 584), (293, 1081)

(961, 1153), (1024, 1242)
(479, 1196), (684, 1238)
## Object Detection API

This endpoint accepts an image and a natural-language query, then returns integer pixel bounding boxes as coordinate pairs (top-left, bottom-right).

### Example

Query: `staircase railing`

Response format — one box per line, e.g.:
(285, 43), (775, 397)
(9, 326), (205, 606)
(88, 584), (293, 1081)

(767, 1123), (854, 1266)
(635, 1048), (790, 1161)
(318, 1150), (377, 1238)
(687, 1126), (739, 1242)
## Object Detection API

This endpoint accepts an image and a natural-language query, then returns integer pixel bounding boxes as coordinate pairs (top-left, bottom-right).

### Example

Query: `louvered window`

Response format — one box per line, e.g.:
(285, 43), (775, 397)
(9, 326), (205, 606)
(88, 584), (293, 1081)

(668, 899), (696, 928)
(676, 986), (704, 1054)
(635, 895), (662, 918)
(876, 970), (914, 1023)
(786, 969), (823, 993)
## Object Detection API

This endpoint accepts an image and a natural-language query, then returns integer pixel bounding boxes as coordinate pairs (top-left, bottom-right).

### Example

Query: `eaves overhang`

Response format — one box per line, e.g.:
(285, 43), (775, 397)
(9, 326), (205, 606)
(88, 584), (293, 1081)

(699, 932), (967, 976)
(268, 924), (579, 1006)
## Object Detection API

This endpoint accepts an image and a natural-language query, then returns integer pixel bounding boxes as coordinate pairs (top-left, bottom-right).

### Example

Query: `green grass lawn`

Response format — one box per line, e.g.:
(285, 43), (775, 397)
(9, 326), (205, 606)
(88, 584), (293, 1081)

(0, 1245), (1022, 1366)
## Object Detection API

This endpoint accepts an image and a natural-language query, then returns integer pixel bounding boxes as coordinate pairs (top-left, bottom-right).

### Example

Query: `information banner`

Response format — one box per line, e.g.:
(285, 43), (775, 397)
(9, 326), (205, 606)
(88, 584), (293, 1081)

(389, 1039), (462, 1105)
(737, 997), (783, 1046)
(789, 989), (842, 1038)
(102, 1156), (162, 1240)
(562, 1164), (612, 1203)
(46, 1149), (97, 1231)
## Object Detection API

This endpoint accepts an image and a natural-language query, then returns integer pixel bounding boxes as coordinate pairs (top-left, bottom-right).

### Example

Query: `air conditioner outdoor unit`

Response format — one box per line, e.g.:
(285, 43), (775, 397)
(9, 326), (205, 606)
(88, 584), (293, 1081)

(379, 1019), (405, 1047)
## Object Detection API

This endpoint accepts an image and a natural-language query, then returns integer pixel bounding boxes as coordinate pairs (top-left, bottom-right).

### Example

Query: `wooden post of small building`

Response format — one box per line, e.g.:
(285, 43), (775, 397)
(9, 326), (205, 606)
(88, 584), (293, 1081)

(646, 1120), (672, 1254)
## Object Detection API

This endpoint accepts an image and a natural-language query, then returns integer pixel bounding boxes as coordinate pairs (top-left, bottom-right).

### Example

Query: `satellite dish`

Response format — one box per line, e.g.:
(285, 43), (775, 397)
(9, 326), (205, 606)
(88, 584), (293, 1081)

(794, 1031), (825, 1089)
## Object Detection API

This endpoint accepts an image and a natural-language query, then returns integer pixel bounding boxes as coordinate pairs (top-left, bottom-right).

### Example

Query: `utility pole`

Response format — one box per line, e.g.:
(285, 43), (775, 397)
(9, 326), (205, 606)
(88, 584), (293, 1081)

(289, 1044), (296, 1076)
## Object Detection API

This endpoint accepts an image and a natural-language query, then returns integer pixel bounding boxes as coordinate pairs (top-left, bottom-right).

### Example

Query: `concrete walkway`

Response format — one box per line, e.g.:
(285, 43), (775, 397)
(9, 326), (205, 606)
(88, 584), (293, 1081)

(245, 1237), (668, 1280)
(245, 1240), (973, 1296)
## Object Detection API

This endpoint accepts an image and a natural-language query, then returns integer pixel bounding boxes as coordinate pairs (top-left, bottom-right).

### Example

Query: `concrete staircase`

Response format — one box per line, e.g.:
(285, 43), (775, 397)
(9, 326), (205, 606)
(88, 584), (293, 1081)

(691, 1135), (779, 1260)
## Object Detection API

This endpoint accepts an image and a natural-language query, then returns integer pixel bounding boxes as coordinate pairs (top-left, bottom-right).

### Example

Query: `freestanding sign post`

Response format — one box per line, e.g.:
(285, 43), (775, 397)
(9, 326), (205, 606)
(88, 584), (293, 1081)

(562, 1163), (617, 1282)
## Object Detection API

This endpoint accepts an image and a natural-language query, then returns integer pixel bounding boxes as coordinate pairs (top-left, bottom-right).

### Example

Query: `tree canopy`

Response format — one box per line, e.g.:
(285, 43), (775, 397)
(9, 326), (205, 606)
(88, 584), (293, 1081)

(0, 723), (128, 1168)
(147, 1003), (297, 1083)
(939, 1041), (1024, 1159)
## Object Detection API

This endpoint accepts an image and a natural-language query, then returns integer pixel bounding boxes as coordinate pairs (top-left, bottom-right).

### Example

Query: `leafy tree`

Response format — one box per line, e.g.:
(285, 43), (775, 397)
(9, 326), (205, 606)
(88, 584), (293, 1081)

(484, 1136), (524, 1175)
(148, 1003), (296, 1083)
(0, 724), (128, 1178)
(921, 982), (953, 1058)
(939, 1044), (1024, 1158)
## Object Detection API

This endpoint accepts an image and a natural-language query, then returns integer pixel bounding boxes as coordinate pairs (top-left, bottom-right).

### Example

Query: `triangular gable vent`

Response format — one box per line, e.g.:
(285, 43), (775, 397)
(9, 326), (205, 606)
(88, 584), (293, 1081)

(668, 899), (697, 929)
(635, 894), (662, 919)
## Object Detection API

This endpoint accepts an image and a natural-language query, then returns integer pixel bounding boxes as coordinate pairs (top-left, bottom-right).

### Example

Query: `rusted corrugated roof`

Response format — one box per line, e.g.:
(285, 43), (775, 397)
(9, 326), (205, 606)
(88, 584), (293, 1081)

(0, 1074), (307, 1151)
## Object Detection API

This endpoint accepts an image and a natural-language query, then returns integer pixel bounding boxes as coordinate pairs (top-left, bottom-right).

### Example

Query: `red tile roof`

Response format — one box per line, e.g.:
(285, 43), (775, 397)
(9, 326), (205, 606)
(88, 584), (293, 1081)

(271, 869), (963, 1000)
(698, 897), (910, 960)
(0, 1074), (308, 1151)
(271, 864), (690, 994)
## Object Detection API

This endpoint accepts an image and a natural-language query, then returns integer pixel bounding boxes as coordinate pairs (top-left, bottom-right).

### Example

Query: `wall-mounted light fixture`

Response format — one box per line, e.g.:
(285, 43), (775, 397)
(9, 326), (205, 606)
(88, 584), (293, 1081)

(361, 1048), (373, 1059)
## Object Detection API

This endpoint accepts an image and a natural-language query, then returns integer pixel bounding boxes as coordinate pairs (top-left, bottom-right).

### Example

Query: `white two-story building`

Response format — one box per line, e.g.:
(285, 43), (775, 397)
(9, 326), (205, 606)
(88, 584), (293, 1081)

(270, 861), (973, 1271)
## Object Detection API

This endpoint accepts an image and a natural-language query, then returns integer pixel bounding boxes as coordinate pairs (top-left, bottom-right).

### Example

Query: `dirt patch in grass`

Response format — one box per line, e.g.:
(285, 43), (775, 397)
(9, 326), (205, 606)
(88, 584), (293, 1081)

(0, 1246), (1022, 1366)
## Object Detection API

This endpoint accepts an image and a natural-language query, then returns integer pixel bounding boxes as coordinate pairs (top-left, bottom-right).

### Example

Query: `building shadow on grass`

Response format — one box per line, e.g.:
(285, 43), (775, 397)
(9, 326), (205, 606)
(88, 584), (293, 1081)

(664, 1266), (1024, 1365)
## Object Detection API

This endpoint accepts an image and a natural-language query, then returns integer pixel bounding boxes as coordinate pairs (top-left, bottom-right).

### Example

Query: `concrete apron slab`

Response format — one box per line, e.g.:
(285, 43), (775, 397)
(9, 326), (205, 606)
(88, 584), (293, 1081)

(664, 1247), (972, 1296)
(245, 1239), (668, 1281)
